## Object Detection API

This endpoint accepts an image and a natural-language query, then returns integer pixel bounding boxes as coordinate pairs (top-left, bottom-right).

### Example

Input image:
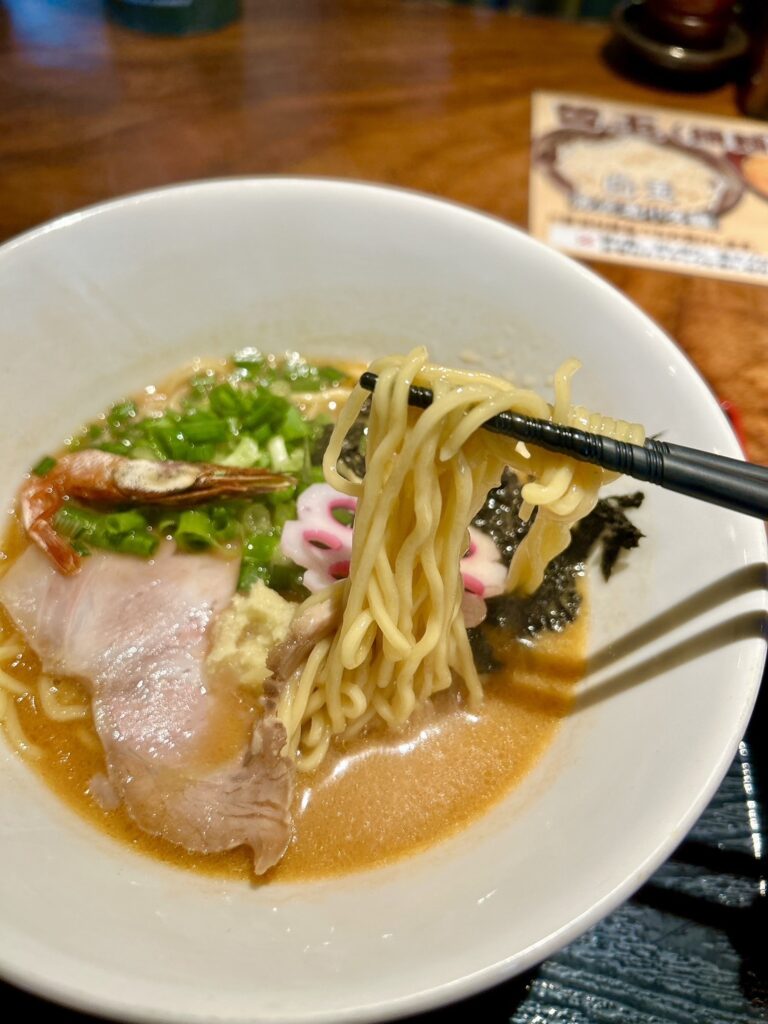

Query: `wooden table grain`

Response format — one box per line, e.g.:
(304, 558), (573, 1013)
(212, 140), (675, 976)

(0, 7), (767, 1024)
(1, 0), (766, 457)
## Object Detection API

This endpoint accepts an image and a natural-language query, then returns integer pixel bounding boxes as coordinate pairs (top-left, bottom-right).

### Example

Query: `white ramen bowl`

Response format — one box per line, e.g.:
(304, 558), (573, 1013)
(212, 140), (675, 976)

(0, 179), (765, 1023)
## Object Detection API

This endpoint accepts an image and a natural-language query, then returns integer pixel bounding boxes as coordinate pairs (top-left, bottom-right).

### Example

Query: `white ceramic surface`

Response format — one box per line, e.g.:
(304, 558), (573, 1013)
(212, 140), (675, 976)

(0, 179), (764, 1023)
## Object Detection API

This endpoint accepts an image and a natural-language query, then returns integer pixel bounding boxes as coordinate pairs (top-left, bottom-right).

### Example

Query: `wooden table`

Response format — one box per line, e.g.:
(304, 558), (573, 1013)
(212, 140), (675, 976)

(1, 0), (767, 459)
(1, 6), (766, 1023)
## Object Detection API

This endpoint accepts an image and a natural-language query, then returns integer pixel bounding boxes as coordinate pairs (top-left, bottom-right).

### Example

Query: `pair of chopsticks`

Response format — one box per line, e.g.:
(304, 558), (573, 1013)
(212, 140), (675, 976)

(359, 372), (768, 520)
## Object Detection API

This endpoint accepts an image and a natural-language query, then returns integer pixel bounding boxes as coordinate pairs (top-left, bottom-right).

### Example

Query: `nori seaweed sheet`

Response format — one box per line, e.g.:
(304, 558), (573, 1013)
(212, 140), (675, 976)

(312, 403), (368, 480)
(469, 473), (644, 671)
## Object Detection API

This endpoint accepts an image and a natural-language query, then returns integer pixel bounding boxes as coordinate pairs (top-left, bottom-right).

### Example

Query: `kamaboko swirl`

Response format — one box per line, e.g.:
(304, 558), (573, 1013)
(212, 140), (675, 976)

(275, 348), (644, 772)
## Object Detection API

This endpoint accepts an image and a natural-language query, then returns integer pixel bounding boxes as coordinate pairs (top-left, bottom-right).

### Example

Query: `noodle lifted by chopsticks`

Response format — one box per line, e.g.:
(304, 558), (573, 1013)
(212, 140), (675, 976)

(278, 348), (644, 770)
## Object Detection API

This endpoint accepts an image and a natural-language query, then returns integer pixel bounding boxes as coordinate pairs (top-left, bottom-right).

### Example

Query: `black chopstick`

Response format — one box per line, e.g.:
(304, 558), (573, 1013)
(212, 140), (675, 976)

(359, 371), (768, 520)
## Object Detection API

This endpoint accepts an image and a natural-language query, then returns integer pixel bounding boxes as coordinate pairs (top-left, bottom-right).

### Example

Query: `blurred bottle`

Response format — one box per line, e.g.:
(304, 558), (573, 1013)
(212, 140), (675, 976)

(739, 0), (768, 118)
(610, 0), (748, 88)
(104, 0), (241, 36)
(643, 0), (739, 48)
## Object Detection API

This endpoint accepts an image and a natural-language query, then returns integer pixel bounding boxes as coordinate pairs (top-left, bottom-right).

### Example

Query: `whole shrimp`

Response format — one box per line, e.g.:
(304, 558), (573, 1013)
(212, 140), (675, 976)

(21, 450), (292, 575)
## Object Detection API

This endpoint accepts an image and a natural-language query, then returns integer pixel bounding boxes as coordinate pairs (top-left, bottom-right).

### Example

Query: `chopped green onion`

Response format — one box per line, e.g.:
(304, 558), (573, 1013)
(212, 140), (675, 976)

(185, 443), (217, 463)
(97, 442), (133, 456)
(268, 435), (290, 471)
(178, 413), (230, 445)
(252, 424), (272, 445)
(284, 449), (307, 474)
(331, 507), (355, 527)
(237, 561), (266, 592)
(131, 440), (167, 461)
(245, 532), (279, 563)
(242, 389), (292, 431)
(54, 505), (100, 540)
(208, 505), (241, 544)
(108, 399), (137, 430)
(208, 383), (243, 418)
(145, 421), (188, 460)
(238, 530), (280, 591)
(174, 510), (216, 551)
(111, 531), (159, 557)
(272, 499), (298, 530)
(104, 510), (148, 536)
(268, 562), (305, 593)
(243, 502), (272, 534)
(281, 405), (311, 441)
(155, 511), (181, 537)
(59, 353), (340, 568)
(54, 504), (158, 559)
(32, 456), (56, 477)
(268, 484), (297, 506)
(222, 436), (260, 468)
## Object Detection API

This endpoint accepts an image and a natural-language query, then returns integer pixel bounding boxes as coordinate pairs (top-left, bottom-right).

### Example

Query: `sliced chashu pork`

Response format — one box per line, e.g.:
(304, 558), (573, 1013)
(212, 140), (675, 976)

(0, 543), (293, 873)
